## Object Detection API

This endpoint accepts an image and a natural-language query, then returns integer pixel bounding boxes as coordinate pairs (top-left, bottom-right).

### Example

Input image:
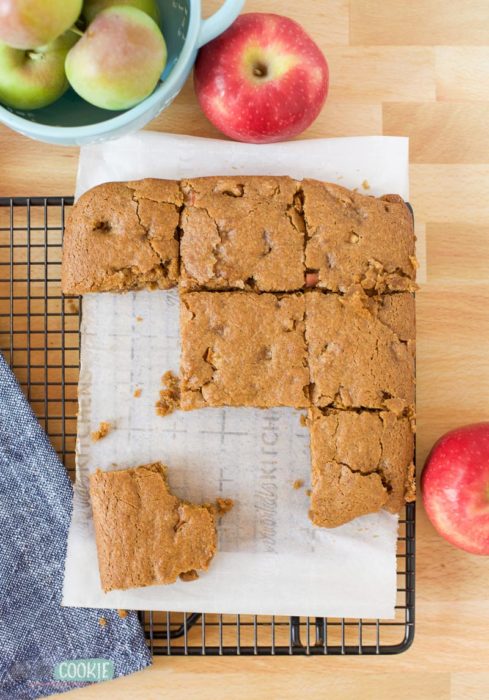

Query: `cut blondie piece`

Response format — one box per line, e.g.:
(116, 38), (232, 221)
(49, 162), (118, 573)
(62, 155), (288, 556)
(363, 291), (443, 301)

(89, 462), (222, 592)
(306, 291), (415, 412)
(308, 408), (415, 528)
(179, 176), (305, 291)
(180, 292), (309, 409)
(61, 179), (182, 294)
(302, 179), (416, 293)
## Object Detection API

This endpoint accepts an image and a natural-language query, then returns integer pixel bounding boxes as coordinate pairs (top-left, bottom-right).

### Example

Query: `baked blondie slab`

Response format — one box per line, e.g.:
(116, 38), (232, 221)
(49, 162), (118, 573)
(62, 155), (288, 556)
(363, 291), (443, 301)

(180, 291), (310, 409)
(61, 179), (182, 294)
(63, 175), (416, 533)
(308, 408), (415, 528)
(89, 462), (222, 592)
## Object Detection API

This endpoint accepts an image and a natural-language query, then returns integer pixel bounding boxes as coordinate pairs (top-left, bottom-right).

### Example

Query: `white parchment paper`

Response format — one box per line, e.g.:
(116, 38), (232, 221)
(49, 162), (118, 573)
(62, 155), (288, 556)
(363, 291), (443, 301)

(63, 132), (410, 618)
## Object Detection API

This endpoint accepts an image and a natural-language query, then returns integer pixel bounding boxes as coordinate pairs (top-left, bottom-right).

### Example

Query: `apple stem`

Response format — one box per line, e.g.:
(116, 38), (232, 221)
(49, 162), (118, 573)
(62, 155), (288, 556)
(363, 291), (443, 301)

(253, 62), (268, 78)
(27, 52), (43, 62)
(69, 26), (84, 38)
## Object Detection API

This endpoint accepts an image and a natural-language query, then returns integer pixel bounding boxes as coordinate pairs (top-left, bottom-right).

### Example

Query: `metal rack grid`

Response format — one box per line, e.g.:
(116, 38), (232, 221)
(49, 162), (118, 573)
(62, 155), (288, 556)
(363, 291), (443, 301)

(0, 196), (415, 656)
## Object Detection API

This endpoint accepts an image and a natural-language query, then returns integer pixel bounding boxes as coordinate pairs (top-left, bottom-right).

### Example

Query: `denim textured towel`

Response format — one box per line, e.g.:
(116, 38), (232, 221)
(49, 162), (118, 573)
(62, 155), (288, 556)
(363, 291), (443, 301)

(0, 354), (151, 699)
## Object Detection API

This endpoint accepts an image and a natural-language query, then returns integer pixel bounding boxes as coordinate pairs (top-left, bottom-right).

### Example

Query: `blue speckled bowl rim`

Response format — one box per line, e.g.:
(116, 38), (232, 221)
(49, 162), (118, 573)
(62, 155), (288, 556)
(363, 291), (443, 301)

(0, 5), (200, 139)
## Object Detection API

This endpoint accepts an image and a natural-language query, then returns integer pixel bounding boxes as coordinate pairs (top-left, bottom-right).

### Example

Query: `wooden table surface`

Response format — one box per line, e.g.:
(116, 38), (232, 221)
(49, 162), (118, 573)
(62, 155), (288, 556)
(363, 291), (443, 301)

(1, 1), (489, 698)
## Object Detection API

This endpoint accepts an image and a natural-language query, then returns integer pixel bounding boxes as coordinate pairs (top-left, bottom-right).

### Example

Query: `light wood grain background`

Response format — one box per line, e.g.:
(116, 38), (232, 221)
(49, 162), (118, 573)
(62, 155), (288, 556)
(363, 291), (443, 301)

(1, 0), (489, 698)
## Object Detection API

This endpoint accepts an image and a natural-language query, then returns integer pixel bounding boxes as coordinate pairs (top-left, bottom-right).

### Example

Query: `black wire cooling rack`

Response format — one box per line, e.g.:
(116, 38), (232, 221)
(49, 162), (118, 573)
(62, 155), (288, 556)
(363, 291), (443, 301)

(0, 196), (415, 656)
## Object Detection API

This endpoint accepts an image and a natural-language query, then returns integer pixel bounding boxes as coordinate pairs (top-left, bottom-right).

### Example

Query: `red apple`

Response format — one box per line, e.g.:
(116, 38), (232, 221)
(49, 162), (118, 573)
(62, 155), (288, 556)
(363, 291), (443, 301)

(194, 13), (328, 144)
(421, 423), (489, 555)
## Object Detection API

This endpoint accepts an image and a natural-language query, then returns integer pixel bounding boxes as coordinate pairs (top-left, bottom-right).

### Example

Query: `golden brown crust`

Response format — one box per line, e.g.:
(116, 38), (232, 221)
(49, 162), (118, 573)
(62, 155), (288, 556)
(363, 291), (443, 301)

(308, 408), (415, 528)
(179, 176), (305, 292)
(305, 291), (415, 412)
(61, 180), (182, 294)
(180, 291), (310, 409)
(89, 462), (220, 592)
(302, 179), (416, 294)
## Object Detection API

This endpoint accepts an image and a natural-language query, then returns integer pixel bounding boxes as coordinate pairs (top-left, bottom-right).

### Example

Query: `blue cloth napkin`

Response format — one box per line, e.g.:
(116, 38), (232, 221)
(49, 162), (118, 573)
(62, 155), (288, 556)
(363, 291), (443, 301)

(0, 354), (152, 699)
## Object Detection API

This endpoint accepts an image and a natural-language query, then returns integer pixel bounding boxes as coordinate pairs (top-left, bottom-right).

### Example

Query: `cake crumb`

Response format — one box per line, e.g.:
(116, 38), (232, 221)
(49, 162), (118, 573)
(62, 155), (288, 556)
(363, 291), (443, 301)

(136, 315), (143, 322)
(293, 479), (304, 490)
(306, 489), (312, 497)
(117, 609), (128, 619)
(180, 569), (199, 582)
(361, 179), (370, 190)
(299, 413), (307, 427)
(409, 255), (420, 270)
(156, 371), (180, 416)
(405, 464), (416, 502)
(216, 497), (234, 515)
(98, 617), (107, 627)
(133, 388), (142, 398)
(91, 421), (111, 442)
(66, 298), (79, 314)
(407, 405), (417, 433)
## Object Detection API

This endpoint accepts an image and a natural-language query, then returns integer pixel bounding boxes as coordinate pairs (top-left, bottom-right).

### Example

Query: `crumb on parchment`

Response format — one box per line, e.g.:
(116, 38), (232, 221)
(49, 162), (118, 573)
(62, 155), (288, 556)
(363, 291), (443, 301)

(180, 570), (199, 582)
(306, 489), (312, 497)
(91, 421), (111, 442)
(362, 179), (370, 190)
(299, 413), (308, 427)
(215, 498), (234, 515)
(133, 388), (142, 398)
(155, 371), (180, 417)
(293, 479), (304, 490)
(136, 315), (143, 322)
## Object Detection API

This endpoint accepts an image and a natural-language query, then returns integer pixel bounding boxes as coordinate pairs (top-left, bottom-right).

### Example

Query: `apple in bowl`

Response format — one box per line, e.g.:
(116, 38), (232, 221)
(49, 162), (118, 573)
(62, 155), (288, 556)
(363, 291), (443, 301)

(0, 0), (82, 49)
(0, 31), (78, 110)
(65, 6), (167, 111)
(194, 13), (329, 144)
(422, 423), (489, 555)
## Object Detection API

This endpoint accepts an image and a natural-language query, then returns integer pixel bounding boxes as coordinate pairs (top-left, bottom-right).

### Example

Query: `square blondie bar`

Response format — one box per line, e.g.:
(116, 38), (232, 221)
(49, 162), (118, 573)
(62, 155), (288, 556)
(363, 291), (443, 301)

(302, 179), (416, 294)
(308, 408), (416, 528)
(180, 291), (310, 409)
(61, 179), (182, 294)
(306, 291), (415, 412)
(179, 176), (305, 292)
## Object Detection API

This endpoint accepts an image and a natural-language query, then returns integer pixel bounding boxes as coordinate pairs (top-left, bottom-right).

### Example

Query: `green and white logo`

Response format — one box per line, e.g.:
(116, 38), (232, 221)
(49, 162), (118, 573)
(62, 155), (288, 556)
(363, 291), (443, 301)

(53, 658), (114, 682)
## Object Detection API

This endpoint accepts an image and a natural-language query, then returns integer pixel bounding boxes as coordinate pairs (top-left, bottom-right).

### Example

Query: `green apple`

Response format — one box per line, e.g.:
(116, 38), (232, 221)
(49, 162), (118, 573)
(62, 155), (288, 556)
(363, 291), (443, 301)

(83, 0), (160, 25)
(0, 0), (82, 50)
(65, 6), (166, 111)
(0, 31), (78, 110)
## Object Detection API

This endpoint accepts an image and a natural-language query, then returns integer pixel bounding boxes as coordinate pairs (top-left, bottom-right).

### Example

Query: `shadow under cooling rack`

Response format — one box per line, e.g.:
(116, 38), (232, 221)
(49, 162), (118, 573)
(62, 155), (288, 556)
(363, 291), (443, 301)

(0, 196), (415, 656)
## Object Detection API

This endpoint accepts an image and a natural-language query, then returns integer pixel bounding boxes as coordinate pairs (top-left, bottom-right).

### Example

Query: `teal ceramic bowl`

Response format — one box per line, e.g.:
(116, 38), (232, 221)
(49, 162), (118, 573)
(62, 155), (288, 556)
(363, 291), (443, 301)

(0, 0), (243, 146)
